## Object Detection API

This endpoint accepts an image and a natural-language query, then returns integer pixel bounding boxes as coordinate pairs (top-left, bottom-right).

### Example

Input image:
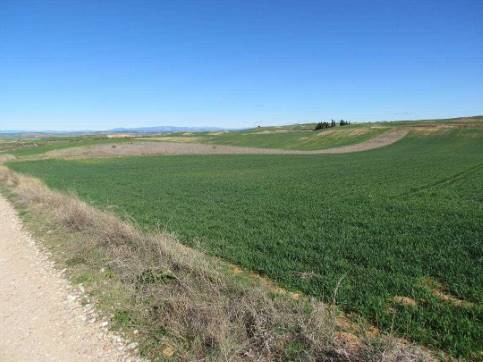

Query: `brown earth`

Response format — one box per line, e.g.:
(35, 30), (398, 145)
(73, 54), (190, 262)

(0, 154), (16, 163)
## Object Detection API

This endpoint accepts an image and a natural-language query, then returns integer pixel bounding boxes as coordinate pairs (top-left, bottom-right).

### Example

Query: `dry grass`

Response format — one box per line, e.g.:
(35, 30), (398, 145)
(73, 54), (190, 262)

(0, 166), (435, 361)
(349, 129), (370, 136)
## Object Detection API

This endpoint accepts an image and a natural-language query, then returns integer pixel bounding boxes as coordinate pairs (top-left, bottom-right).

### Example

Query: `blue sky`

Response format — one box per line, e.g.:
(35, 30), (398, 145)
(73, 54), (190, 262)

(1, 0), (482, 131)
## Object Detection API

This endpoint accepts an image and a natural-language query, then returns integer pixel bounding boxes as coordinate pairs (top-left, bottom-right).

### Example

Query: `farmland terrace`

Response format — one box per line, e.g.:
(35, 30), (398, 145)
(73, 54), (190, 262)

(5, 117), (483, 359)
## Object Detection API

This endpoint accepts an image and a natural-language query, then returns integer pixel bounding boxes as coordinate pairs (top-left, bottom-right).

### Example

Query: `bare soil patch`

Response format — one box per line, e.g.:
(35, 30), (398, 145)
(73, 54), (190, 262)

(0, 154), (16, 164)
(392, 296), (417, 307)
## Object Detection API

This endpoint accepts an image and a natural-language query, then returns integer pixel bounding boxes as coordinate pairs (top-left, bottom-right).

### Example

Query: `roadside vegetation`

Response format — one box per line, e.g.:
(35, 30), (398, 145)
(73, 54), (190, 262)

(7, 126), (483, 359)
(0, 167), (432, 361)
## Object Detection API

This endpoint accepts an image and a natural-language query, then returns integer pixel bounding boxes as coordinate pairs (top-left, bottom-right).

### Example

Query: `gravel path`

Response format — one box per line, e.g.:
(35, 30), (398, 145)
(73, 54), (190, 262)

(0, 195), (136, 362)
(44, 129), (408, 159)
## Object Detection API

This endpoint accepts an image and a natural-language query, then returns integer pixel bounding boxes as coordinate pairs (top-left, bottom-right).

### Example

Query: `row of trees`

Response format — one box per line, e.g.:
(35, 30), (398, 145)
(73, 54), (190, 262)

(314, 119), (351, 130)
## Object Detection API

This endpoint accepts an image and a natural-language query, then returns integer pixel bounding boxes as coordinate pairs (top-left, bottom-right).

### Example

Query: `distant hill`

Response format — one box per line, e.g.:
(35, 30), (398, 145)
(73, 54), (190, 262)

(108, 126), (226, 134)
(0, 126), (228, 138)
(2, 115), (482, 138)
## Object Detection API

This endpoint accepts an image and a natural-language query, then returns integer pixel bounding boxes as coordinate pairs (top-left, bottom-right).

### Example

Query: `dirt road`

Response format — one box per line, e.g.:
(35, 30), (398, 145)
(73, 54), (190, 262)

(0, 195), (136, 362)
(44, 128), (408, 159)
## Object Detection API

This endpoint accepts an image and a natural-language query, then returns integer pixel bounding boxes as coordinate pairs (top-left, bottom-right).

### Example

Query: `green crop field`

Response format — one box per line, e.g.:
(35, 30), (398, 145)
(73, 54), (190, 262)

(143, 123), (391, 150)
(8, 127), (483, 358)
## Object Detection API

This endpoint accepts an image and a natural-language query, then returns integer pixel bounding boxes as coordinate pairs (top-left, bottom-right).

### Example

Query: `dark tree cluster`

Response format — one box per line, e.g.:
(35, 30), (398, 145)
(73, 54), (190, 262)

(314, 119), (349, 131)
(314, 121), (330, 130)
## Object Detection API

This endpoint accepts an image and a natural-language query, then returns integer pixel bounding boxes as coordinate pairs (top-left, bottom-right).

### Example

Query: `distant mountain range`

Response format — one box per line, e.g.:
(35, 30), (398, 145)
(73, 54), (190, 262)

(0, 126), (229, 138)
(108, 126), (226, 133)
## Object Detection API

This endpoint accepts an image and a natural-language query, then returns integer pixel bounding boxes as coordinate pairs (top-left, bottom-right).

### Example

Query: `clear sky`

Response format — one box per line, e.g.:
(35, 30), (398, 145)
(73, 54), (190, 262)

(1, 0), (482, 131)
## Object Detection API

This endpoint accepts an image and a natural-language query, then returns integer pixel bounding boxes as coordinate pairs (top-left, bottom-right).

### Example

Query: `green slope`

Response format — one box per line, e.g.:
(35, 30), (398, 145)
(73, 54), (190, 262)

(145, 123), (391, 150)
(141, 116), (483, 151)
